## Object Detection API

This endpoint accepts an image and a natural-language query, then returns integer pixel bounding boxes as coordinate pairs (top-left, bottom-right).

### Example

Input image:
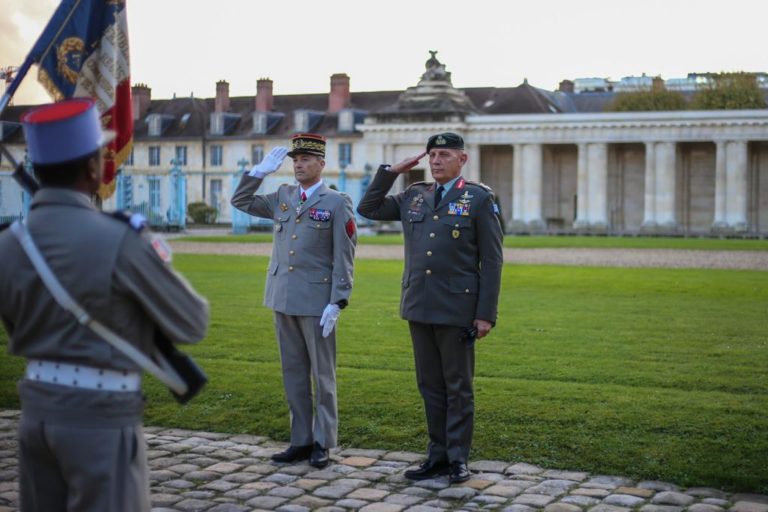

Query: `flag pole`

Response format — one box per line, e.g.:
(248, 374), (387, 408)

(0, 55), (34, 118)
(0, 56), (40, 194)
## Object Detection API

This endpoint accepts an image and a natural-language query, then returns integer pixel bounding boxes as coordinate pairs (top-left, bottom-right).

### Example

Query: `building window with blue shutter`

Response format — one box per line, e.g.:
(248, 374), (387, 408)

(175, 146), (187, 166)
(211, 145), (223, 167)
(251, 144), (264, 165)
(149, 146), (161, 167)
(338, 143), (352, 167)
(148, 177), (161, 213)
(210, 179), (223, 212)
(121, 175), (133, 209)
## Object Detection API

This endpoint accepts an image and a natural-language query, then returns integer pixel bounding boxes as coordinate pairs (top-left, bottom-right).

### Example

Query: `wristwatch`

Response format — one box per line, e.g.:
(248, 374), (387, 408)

(378, 164), (392, 172)
(336, 300), (348, 310)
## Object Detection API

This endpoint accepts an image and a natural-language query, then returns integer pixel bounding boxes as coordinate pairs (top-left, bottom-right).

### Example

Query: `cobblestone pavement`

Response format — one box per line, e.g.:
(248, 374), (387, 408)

(1, 410), (766, 512)
(167, 242), (768, 271)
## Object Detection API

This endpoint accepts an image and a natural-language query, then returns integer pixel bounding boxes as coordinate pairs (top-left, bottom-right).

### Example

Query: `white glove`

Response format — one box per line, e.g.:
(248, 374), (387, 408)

(319, 303), (341, 338)
(249, 147), (289, 178)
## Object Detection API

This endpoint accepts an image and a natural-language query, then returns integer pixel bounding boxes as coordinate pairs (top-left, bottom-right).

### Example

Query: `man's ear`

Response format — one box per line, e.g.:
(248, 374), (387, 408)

(319, 158), (326, 170)
(459, 152), (468, 165)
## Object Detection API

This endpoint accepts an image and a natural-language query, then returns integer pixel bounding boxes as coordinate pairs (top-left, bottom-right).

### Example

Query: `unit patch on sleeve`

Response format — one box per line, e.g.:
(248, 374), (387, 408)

(346, 219), (356, 238)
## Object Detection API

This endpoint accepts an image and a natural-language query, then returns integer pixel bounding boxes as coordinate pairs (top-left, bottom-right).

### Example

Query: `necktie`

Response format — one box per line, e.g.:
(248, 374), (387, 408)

(434, 185), (444, 208)
(300, 191), (307, 203)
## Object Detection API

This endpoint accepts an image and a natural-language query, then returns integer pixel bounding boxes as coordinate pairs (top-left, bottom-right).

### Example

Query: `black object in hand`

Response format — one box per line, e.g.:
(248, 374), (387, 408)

(461, 326), (478, 346)
(154, 329), (208, 404)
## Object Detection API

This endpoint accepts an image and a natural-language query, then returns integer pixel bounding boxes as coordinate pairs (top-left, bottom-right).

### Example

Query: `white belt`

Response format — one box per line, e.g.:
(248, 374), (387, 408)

(26, 359), (141, 392)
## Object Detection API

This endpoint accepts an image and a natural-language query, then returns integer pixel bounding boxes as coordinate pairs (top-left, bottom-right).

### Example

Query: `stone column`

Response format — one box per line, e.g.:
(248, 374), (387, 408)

(465, 144), (481, 182)
(511, 144), (525, 228)
(573, 143), (590, 229)
(725, 141), (748, 231)
(642, 142), (657, 228)
(521, 143), (544, 229)
(587, 143), (609, 229)
(712, 141), (727, 229)
(655, 141), (677, 228)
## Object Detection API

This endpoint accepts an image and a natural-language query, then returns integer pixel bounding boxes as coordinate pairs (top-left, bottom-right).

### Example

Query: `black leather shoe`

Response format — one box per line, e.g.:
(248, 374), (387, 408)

(448, 461), (471, 484)
(309, 442), (330, 468)
(404, 459), (449, 480)
(271, 444), (312, 463)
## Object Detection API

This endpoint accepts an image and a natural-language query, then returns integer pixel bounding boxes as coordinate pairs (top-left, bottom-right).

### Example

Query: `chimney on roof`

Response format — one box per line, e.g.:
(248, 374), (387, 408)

(558, 80), (574, 93)
(215, 80), (230, 112)
(652, 76), (665, 92)
(132, 83), (151, 120)
(328, 73), (350, 113)
(256, 78), (273, 112)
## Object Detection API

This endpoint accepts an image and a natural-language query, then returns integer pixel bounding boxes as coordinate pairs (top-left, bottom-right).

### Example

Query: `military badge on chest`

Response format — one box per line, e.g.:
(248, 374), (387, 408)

(408, 193), (424, 215)
(309, 208), (331, 222)
(448, 191), (473, 217)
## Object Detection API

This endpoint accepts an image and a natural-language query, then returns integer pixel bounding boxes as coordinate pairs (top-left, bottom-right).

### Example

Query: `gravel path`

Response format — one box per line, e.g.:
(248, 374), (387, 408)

(169, 242), (768, 271)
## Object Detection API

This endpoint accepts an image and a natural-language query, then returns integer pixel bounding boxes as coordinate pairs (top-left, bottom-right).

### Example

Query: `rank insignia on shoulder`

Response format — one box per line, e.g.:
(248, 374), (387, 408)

(309, 208), (331, 222)
(151, 236), (173, 263)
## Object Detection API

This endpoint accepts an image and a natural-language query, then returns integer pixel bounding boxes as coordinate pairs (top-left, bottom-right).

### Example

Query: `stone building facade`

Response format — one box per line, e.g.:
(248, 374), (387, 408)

(1, 52), (766, 235)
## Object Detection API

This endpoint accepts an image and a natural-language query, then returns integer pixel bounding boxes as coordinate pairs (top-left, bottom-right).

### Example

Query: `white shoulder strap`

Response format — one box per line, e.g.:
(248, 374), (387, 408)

(9, 221), (187, 395)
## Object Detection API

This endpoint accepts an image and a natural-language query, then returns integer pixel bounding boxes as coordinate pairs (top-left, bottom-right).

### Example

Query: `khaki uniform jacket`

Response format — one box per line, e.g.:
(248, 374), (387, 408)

(231, 176), (356, 316)
(0, 189), (209, 373)
(357, 169), (503, 327)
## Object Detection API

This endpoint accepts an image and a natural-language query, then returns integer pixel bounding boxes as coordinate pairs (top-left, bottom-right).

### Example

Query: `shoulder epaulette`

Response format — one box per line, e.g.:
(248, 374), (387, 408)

(465, 180), (494, 193)
(406, 181), (430, 191)
(107, 210), (149, 233)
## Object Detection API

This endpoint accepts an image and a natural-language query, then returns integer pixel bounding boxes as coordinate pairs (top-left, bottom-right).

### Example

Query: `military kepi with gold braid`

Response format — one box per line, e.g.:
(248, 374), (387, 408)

(287, 133), (327, 158)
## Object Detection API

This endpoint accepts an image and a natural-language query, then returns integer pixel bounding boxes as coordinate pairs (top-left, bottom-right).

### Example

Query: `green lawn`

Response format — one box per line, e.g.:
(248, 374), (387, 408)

(1, 256), (766, 492)
(176, 233), (768, 250)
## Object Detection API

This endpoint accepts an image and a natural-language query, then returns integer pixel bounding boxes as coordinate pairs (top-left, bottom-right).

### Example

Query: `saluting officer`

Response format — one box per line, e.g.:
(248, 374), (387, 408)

(231, 133), (356, 468)
(0, 98), (209, 511)
(357, 132), (503, 484)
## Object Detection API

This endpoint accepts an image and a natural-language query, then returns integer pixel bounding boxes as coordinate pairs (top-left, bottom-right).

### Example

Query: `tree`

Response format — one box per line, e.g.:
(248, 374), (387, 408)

(690, 72), (766, 110)
(608, 90), (687, 112)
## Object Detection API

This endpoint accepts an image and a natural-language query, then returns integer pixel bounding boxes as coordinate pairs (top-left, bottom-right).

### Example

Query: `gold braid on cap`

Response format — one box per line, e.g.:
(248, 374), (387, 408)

(292, 139), (325, 152)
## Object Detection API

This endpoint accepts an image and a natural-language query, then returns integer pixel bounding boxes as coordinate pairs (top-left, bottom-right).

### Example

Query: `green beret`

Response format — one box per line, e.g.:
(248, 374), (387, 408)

(426, 132), (464, 152)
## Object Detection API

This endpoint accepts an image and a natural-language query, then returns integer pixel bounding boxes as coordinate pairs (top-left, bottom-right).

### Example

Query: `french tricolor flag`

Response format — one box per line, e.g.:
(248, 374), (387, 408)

(25, 0), (133, 199)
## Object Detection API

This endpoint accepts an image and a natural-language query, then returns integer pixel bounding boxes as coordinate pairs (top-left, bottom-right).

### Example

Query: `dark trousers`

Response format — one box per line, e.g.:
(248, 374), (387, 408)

(409, 321), (475, 464)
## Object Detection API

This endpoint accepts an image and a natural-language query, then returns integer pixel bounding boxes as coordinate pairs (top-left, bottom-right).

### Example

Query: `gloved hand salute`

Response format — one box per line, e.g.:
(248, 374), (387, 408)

(249, 146), (289, 178)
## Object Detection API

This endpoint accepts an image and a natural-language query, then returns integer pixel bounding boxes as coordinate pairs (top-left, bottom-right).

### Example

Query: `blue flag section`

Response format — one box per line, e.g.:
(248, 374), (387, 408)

(30, 0), (127, 101)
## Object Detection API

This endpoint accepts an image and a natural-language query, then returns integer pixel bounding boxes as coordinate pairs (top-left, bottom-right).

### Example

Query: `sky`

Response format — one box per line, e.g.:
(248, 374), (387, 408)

(2, 0), (768, 106)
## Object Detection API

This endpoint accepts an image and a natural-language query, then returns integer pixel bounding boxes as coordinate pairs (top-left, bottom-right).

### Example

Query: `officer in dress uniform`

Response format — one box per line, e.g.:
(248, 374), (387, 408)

(231, 133), (356, 468)
(0, 98), (210, 511)
(357, 132), (503, 484)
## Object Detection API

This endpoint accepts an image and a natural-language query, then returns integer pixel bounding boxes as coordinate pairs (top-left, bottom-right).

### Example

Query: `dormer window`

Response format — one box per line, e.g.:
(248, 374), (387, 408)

(293, 110), (323, 133)
(337, 109), (365, 133)
(147, 114), (174, 136)
(339, 109), (354, 133)
(210, 112), (241, 136)
(294, 110), (309, 132)
(253, 112), (268, 134)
